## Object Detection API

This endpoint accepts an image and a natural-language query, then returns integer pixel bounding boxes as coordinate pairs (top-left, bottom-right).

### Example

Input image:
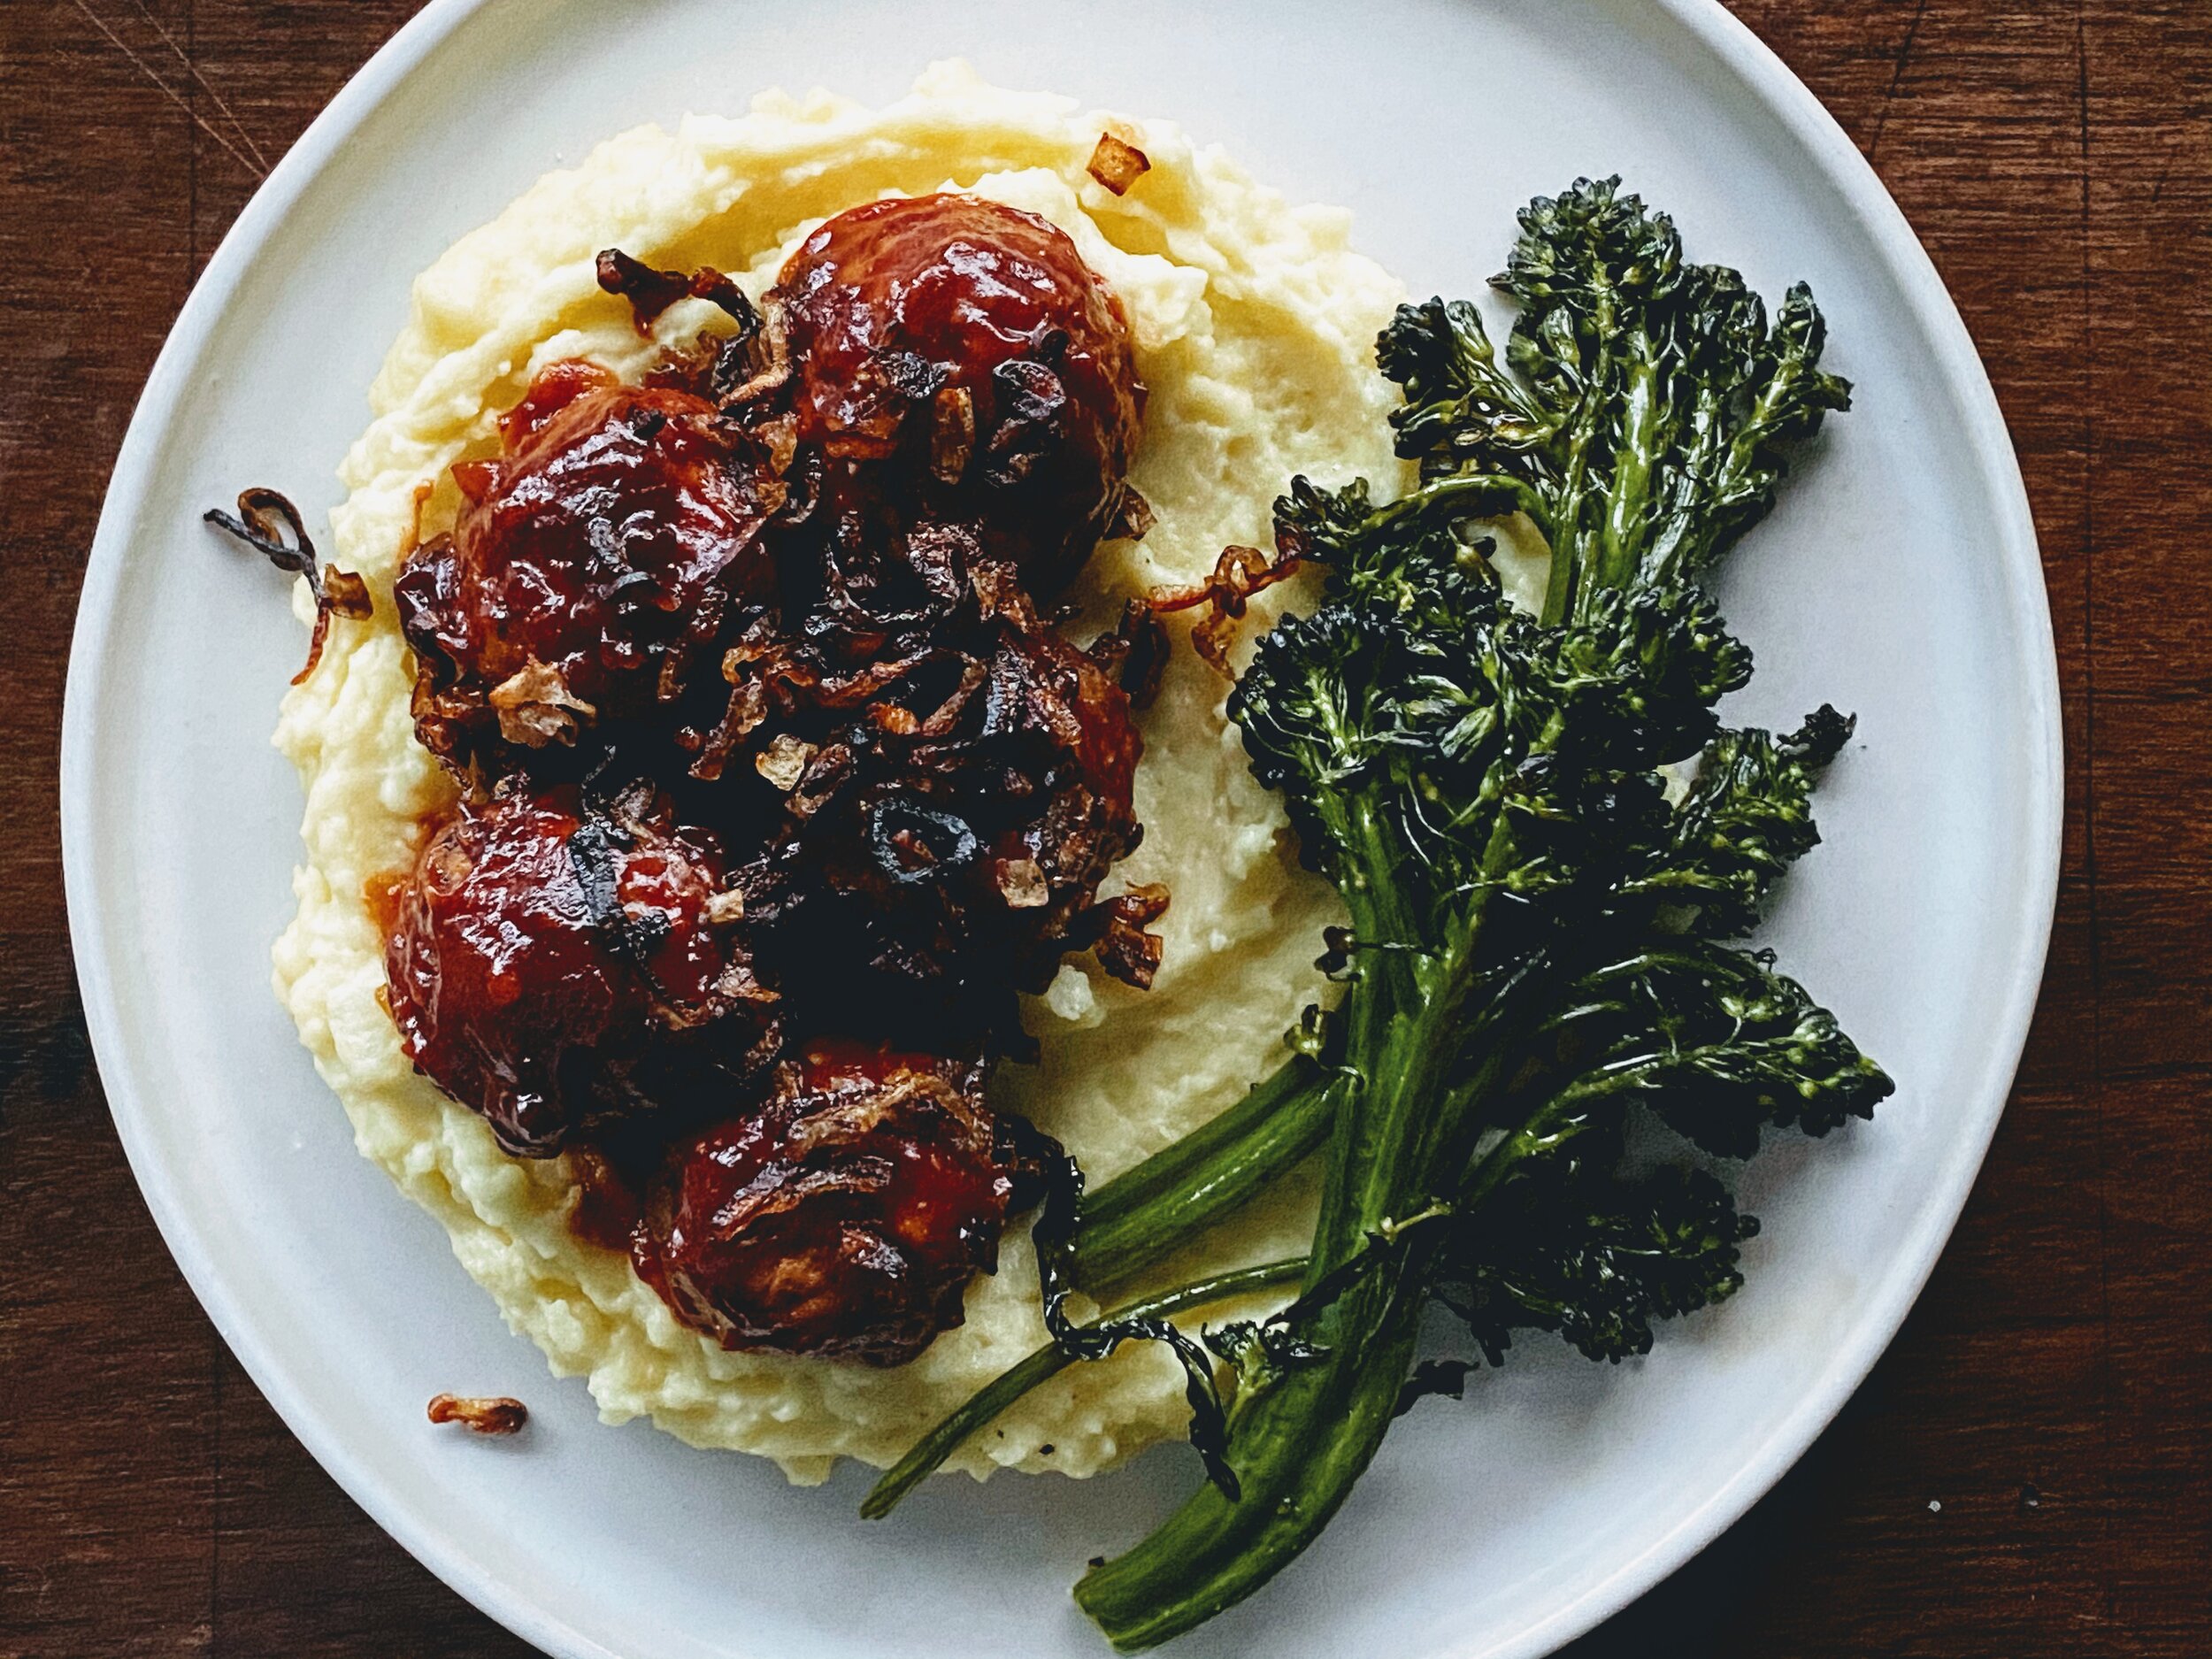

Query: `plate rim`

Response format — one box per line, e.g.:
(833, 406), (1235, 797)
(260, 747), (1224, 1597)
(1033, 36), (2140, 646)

(59, 3), (2062, 1655)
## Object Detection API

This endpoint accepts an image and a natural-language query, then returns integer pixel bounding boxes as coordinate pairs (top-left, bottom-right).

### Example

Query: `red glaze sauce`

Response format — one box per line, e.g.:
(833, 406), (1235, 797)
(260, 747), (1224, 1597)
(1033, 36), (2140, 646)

(563, 1145), (648, 1254)
(362, 868), (409, 937)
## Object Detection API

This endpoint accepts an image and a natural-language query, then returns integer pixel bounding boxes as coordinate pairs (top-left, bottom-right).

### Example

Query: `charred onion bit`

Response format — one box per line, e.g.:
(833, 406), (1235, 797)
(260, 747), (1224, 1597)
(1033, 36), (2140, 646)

(1087, 597), (1171, 710)
(393, 363), (779, 768)
(635, 1042), (1055, 1365)
(774, 194), (1145, 589)
(1084, 882), (1171, 991)
(204, 488), (373, 684)
(426, 1394), (530, 1435)
(384, 780), (779, 1157)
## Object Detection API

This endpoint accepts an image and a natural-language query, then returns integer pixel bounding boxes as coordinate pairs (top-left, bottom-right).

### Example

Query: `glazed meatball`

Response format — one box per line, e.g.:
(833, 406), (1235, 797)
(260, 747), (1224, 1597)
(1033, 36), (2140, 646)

(384, 781), (779, 1156)
(774, 193), (1143, 588)
(633, 1041), (1048, 1364)
(395, 360), (778, 769)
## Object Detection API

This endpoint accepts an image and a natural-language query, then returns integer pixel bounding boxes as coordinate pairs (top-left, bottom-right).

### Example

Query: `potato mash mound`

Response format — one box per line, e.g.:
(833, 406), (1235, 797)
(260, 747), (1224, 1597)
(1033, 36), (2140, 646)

(272, 62), (1411, 1484)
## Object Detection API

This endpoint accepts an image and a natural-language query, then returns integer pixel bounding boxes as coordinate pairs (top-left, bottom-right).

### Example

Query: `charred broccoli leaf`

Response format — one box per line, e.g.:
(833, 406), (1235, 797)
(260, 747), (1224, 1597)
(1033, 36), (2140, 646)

(1440, 1159), (1757, 1365)
(1626, 706), (1854, 935)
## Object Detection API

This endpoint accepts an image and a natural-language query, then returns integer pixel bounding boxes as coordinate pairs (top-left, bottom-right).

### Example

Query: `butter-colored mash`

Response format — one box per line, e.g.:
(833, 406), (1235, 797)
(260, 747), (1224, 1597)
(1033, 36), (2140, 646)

(272, 63), (1419, 1484)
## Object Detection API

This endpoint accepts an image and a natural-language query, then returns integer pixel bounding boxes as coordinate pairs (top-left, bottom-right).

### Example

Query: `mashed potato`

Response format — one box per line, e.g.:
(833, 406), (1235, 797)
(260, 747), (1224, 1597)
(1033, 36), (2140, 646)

(272, 62), (1417, 1484)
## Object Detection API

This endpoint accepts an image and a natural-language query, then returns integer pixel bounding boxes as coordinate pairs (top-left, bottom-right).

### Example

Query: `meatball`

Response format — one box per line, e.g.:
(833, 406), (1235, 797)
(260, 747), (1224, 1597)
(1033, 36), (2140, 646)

(732, 601), (1147, 1045)
(371, 206), (1165, 1371)
(395, 360), (777, 769)
(384, 781), (779, 1156)
(774, 193), (1143, 588)
(633, 1041), (1048, 1365)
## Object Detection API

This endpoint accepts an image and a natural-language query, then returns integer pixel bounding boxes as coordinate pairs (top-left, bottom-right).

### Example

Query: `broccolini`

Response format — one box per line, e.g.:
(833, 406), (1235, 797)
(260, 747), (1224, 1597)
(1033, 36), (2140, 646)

(866, 177), (1892, 1653)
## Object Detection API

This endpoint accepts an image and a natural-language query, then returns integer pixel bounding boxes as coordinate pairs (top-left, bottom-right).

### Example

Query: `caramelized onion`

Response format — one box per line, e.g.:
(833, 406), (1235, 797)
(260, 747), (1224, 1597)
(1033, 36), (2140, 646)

(596, 247), (759, 336)
(204, 488), (373, 684)
(1148, 541), (1304, 675)
(426, 1394), (529, 1435)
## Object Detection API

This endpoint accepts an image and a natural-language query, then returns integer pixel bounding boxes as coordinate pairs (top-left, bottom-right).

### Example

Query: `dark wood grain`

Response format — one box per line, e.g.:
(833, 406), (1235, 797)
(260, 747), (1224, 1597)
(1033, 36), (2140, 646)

(0, 2), (2201, 1654)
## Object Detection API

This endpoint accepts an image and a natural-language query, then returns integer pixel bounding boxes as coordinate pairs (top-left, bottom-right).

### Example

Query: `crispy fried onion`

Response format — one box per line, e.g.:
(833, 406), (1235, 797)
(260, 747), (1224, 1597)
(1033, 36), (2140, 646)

(713, 306), (794, 409)
(1087, 597), (1171, 710)
(488, 657), (596, 748)
(595, 248), (759, 336)
(1148, 541), (1303, 676)
(204, 487), (374, 685)
(1079, 881), (1171, 989)
(755, 733), (818, 793)
(1086, 128), (1152, 196)
(995, 856), (1051, 910)
(426, 1394), (529, 1435)
(1103, 483), (1155, 543)
(930, 385), (977, 483)
(686, 586), (998, 787)
(786, 1060), (990, 1157)
(689, 624), (935, 786)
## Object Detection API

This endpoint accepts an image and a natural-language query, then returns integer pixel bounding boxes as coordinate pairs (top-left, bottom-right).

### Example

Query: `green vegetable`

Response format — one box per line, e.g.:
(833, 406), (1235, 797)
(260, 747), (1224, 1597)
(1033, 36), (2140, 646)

(1069, 1051), (1332, 1296)
(867, 178), (1891, 1651)
(859, 1254), (1309, 1521)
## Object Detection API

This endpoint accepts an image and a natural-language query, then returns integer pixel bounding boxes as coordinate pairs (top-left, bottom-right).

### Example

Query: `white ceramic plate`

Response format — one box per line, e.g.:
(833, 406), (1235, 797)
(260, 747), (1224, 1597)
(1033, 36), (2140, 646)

(63, 2), (2058, 1655)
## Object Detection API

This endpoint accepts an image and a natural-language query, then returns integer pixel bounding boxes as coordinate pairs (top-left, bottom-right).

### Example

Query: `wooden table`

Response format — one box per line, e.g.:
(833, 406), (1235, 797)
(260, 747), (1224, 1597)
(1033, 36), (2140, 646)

(2, 2), (2200, 1653)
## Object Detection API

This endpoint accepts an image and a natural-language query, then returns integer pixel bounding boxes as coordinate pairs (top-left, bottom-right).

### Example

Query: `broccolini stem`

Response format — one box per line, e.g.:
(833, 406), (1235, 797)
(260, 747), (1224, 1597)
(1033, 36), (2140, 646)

(1078, 988), (1466, 1648)
(1597, 345), (1663, 600)
(1363, 471), (1545, 540)
(1077, 1277), (1427, 1650)
(1071, 1055), (1335, 1295)
(1302, 785), (1459, 1255)
(1075, 1021), (1548, 1650)
(1076, 730), (1540, 1646)
(858, 1255), (1310, 1520)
